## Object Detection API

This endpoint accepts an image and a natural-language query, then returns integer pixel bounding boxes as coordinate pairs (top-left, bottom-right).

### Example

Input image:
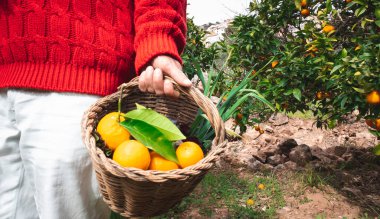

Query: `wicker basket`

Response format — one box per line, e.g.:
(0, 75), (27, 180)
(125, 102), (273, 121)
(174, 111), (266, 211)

(81, 77), (226, 217)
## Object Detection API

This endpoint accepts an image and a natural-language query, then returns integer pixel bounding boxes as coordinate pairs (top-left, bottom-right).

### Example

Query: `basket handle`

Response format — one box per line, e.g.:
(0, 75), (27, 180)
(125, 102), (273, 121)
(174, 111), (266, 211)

(117, 76), (226, 150)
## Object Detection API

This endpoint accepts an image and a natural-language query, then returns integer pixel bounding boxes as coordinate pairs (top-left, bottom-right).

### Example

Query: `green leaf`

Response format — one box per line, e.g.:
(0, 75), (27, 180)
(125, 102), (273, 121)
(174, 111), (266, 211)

(124, 108), (185, 141)
(326, 0), (332, 13)
(352, 87), (365, 93)
(331, 65), (342, 73)
(375, 20), (380, 27)
(136, 103), (146, 110)
(293, 88), (302, 101)
(341, 48), (347, 58)
(355, 7), (366, 17)
(294, 0), (301, 10)
(120, 119), (178, 163)
(340, 96), (348, 109)
(373, 144), (380, 156)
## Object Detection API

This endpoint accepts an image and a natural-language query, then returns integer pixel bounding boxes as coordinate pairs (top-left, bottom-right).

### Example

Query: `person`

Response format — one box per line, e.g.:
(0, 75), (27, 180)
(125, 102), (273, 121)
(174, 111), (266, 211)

(0, 0), (191, 218)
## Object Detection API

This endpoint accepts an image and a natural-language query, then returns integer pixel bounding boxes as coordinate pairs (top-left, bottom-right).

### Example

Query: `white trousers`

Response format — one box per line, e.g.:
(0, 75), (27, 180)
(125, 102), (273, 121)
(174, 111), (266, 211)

(0, 89), (110, 219)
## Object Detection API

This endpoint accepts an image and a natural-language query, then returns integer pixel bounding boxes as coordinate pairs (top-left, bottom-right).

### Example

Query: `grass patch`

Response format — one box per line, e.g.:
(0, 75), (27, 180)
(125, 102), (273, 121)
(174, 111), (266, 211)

(286, 110), (315, 119)
(157, 170), (285, 218)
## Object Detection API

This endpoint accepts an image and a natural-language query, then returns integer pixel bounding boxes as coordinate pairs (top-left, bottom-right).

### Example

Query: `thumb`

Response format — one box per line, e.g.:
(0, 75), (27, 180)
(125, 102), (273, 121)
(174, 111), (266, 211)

(167, 67), (192, 88)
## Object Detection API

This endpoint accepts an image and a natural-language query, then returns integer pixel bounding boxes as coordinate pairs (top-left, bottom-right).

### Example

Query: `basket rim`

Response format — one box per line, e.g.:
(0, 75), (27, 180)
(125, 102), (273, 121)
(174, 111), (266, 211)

(81, 77), (227, 181)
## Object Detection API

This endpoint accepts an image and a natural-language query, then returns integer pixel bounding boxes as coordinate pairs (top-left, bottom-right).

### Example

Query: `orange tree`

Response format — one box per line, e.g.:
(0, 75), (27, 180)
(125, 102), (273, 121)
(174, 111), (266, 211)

(182, 18), (220, 79)
(221, 0), (380, 134)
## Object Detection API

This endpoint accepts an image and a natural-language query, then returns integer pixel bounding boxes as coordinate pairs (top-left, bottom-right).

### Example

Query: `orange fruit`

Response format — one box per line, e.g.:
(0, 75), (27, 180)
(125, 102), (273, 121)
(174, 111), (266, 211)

(236, 113), (244, 121)
(97, 112), (130, 150)
(301, 0), (307, 7)
(322, 25), (335, 33)
(366, 119), (380, 130)
(113, 140), (150, 169)
(301, 9), (310, 16)
(366, 90), (380, 105)
(271, 60), (279, 68)
(345, 0), (352, 3)
(176, 141), (204, 168)
(316, 91), (324, 100)
(149, 152), (179, 171)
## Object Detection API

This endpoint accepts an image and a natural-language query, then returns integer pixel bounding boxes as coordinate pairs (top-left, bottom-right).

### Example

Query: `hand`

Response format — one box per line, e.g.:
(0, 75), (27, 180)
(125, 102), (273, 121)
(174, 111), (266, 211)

(138, 55), (192, 97)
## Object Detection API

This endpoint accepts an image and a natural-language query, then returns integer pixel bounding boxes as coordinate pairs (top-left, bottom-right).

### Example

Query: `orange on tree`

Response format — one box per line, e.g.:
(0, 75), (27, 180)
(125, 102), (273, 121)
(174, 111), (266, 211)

(365, 119), (380, 131)
(301, 9), (310, 17)
(322, 25), (335, 33)
(301, 0), (307, 7)
(176, 141), (204, 168)
(316, 91), (324, 100)
(271, 60), (279, 68)
(236, 112), (244, 121)
(97, 112), (130, 150)
(113, 140), (151, 170)
(345, 0), (352, 3)
(366, 90), (380, 105)
(149, 152), (179, 171)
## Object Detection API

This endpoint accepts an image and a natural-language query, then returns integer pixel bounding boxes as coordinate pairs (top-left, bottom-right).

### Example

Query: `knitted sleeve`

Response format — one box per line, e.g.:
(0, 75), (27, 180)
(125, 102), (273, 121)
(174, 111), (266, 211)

(134, 0), (187, 74)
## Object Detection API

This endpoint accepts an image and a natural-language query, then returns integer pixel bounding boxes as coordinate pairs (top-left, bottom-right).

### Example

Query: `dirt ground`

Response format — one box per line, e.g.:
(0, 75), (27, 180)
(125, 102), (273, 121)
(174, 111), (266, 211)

(222, 114), (380, 218)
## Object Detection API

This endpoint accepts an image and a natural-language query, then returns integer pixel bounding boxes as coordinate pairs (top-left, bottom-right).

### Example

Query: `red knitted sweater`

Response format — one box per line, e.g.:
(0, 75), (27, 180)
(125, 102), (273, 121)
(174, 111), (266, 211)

(0, 0), (187, 96)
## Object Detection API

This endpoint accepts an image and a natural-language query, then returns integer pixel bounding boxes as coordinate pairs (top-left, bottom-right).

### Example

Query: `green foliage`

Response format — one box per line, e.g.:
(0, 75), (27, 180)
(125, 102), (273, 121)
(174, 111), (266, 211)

(182, 18), (220, 79)
(189, 66), (274, 147)
(221, 0), (380, 130)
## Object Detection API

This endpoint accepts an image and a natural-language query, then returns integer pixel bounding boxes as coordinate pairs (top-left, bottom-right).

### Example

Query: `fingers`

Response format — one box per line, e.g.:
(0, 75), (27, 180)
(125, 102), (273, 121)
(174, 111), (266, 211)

(152, 56), (192, 88)
(138, 66), (154, 93)
(164, 79), (179, 98)
(152, 68), (164, 95)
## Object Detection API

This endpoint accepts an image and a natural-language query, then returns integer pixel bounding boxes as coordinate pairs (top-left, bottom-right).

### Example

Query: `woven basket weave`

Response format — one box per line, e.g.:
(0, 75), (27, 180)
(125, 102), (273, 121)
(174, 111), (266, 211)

(81, 77), (226, 217)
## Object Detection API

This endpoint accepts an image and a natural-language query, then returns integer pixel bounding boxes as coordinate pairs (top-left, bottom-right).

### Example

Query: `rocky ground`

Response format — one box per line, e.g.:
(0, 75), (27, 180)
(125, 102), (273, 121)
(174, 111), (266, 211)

(220, 113), (380, 218)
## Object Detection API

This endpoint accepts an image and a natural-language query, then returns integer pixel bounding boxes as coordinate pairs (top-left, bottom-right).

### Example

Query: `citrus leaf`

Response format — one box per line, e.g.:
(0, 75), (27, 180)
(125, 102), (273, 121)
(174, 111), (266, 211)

(293, 88), (302, 101)
(124, 108), (185, 141)
(120, 119), (179, 163)
(375, 20), (380, 27)
(136, 103), (146, 110)
(352, 87), (365, 93)
(294, 0), (301, 10)
(373, 144), (380, 156)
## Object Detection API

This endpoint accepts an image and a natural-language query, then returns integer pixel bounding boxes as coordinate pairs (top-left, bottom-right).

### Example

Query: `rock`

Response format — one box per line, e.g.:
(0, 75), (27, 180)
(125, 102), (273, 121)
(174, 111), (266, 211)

(277, 139), (298, 155)
(284, 161), (297, 170)
(261, 146), (278, 157)
(333, 146), (348, 157)
(289, 144), (313, 167)
(273, 164), (286, 172)
(252, 151), (267, 163)
(267, 154), (285, 166)
(269, 113), (289, 126)
(281, 129), (294, 136)
(248, 160), (273, 171)
(264, 125), (274, 133)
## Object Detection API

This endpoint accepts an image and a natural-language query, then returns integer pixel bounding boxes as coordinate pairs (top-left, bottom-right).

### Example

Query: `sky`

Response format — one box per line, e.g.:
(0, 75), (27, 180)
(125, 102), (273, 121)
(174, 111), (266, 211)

(187, 0), (251, 25)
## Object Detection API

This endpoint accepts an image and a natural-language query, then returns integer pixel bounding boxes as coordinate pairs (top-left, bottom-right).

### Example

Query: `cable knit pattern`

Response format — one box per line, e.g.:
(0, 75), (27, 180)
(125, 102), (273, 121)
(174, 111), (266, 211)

(0, 0), (187, 96)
